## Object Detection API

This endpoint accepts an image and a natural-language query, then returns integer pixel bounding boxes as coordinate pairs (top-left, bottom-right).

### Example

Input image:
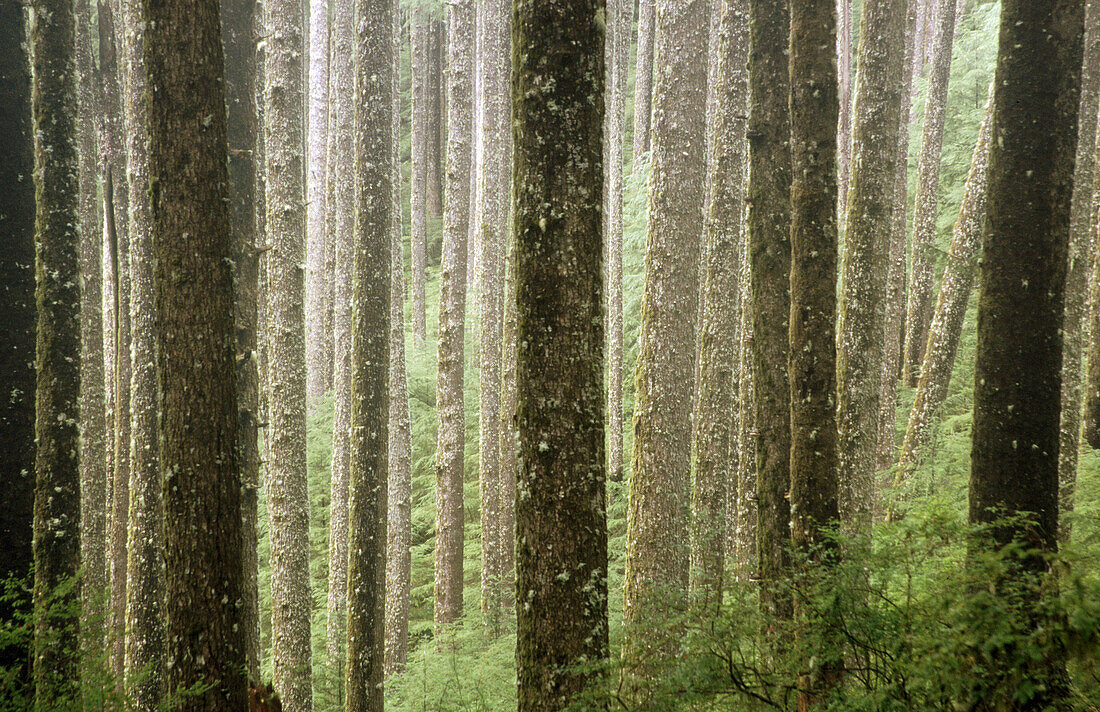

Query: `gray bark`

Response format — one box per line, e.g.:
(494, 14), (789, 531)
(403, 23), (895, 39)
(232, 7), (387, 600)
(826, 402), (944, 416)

(632, 0), (655, 168)
(306, 0), (331, 401)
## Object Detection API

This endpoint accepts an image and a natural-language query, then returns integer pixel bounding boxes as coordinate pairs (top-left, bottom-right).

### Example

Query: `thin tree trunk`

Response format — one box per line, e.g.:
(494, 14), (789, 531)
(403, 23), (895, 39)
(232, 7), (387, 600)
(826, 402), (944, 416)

(734, 208), (757, 578)
(410, 8), (429, 343)
(891, 92), (993, 513)
(1086, 193), (1100, 448)
(117, 0), (164, 705)
(433, 0), (473, 633)
(902, 0), (959, 386)
(1058, 0), (1100, 532)
(499, 234), (517, 612)
(0, 0), (37, 691)
(968, 3), (1082, 708)
(878, 0), (921, 468)
(836, 0), (852, 227)
(263, 0), (314, 703)
(748, 0), (793, 620)
(632, 0), (656, 168)
(690, 0), (748, 605)
(476, 0), (510, 636)
(306, 0), (331, 402)
(30, 0), (82, 705)
(344, 0), (394, 704)
(426, 17), (444, 221)
(513, 1), (608, 708)
(385, 0), (412, 676)
(835, 0), (910, 529)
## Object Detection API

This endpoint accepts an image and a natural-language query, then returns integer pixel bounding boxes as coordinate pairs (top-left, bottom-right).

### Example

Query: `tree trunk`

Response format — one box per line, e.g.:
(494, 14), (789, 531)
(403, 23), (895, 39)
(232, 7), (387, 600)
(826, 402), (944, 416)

(306, 0), (331, 402)
(748, 0), (793, 619)
(891, 90), (992, 511)
(117, 0), (165, 705)
(344, 0), (393, 705)
(513, 1), (608, 708)
(1086, 195), (1100, 448)
(631, 0), (655, 168)
(836, 0), (909, 528)
(690, 0), (748, 605)
(410, 8), (429, 343)
(968, 3), (1082, 709)
(476, 0), (510, 636)
(426, 17), (444, 221)
(385, 0), (412, 677)
(878, 0), (921, 468)
(433, 0), (473, 632)
(499, 235), (518, 612)
(734, 218), (757, 578)
(836, 0), (852, 227)
(1058, 0), (1100, 531)
(263, 0), (314, 703)
(325, 0), (354, 700)
(902, 0), (959, 386)
(30, 0), (82, 705)
(0, 0), (37, 690)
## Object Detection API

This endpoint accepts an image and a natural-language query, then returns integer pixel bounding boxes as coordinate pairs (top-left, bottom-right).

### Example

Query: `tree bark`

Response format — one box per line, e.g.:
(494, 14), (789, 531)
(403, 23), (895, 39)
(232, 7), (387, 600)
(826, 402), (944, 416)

(344, 0), (393, 706)
(836, 0), (852, 226)
(499, 234), (518, 612)
(1086, 186), (1100, 448)
(968, 3), (1082, 709)
(426, 17), (444, 221)
(433, 0), (473, 632)
(306, 0), (331, 402)
(410, 8), (429, 343)
(902, 0), (959, 386)
(0, 0), (37, 691)
(513, 1), (608, 708)
(748, 0), (793, 619)
(690, 0), (748, 605)
(835, 0), (909, 528)
(631, 0), (655, 168)
(326, 0), (354, 701)
(891, 90), (992, 511)
(734, 220), (757, 578)
(1058, 0), (1100, 530)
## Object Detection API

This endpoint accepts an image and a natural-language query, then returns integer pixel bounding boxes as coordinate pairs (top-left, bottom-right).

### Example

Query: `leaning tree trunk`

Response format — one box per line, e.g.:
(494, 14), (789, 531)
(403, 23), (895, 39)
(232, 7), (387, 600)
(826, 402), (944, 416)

(902, 0), (959, 386)
(117, 0), (165, 706)
(891, 91), (993, 512)
(835, 0), (909, 529)
(326, 0), (354, 699)
(263, 0), (315, 704)
(344, 0), (393, 706)
(513, 2), (608, 709)
(1058, 0), (1100, 533)
(878, 0), (921, 468)
(632, 0), (656, 168)
(433, 0), (473, 633)
(221, 0), (262, 681)
(748, 0), (793, 620)
(30, 0), (82, 706)
(690, 0), (748, 606)
(306, 0), (331, 401)
(0, 0), (37, 691)
(410, 7), (429, 343)
(476, 0), (510, 636)
(968, 3), (1082, 710)
(623, 0), (708, 692)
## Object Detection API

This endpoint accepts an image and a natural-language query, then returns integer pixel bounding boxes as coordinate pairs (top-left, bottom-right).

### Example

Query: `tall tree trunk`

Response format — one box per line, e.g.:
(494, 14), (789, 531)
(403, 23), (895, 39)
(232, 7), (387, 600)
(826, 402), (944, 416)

(1086, 196), (1100, 447)
(476, 0), (510, 636)
(690, 0), (748, 605)
(222, 0), (262, 681)
(734, 220), (757, 578)
(499, 235), (518, 612)
(606, 0), (630, 485)
(326, 0), (354, 701)
(433, 0), (473, 632)
(263, 0), (314, 704)
(835, 0), (909, 528)
(30, 0), (82, 706)
(306, 0), (331, 402)
(344, 0), (393, 705)
(1058, 0), (1100, 532)
(878, 0), (921, 468)
(513, 1), (608, 708)
(748, 0), (793, 619)
(426, 17), (444, 221)
(75, 0), (107, 672)
(968, 3), (1082, 709)
(385, 0), (412, 677)
(631, 0), (655, 168)
(0, 0), (37, 691)
(891, 90), (993, 511)
(410, 8), (429, 343)
(836, 0), (852, 226)
(117, 0), (164, 706)
(902, 0), (959, 386)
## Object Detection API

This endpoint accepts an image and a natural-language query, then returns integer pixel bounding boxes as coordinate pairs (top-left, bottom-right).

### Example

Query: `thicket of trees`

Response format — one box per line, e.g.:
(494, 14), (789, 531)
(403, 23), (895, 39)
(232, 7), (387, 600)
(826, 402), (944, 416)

(3, 1), (1100, 712)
